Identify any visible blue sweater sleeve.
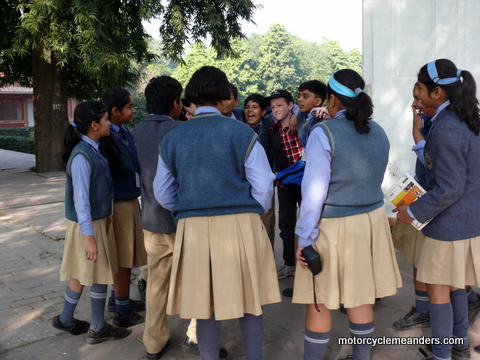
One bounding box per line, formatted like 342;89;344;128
409;124;467;223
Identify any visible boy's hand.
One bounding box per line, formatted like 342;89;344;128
183;102;197;120
311;107;329;119
84;235;98;263
289;114;298;134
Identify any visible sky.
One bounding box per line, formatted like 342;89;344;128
143;0;363;52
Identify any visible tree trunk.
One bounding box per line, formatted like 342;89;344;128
32;48;68;173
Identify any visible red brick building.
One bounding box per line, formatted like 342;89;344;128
0;85;79;129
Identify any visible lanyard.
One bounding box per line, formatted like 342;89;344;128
81;140;114;200
112;126;139;171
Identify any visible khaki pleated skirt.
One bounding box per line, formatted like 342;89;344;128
60;217;118;286
392;221;426;267
293;206;402;310
416;236;480;288
113;198;147;268
166;213;281;321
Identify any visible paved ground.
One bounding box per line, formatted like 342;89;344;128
1;148;480;360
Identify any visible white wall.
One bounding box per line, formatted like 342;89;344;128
363;0;480;196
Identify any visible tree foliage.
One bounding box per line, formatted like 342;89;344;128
0;0;257;171
162;24;363;105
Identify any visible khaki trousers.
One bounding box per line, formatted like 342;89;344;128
142;230;198;353
143;230;175;353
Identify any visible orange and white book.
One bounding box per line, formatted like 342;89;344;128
384;172;430;230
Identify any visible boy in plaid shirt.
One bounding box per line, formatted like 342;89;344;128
267;90;303;281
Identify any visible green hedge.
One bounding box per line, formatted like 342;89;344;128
0;127;35;154
0;126;34;138
0;135;35;154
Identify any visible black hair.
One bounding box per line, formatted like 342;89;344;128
244;93;266;110
299;80;327;103
63;101;107;163
101;88;131;115
230;83;239;100
327;69;373;134
145;76;183;115
100;88;132;168
184;66;231;106
417;58;480;135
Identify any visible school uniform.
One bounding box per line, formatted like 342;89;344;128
391;113;431;267
296;111;322;148
232;107;246;122
132;114;183;355
293;114;402;309
409;106;480;287
60;135;118;286
108;123;146;268
155;107;280;321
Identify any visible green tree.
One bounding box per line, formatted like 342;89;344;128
169;24;363;107
347;48;363;75
0;0;257;172
256;24;304;95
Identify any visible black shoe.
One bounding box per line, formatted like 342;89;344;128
468;297;480;324
147;340;170;359
138;279;147;303
423;343;469;359
182;336;228;359
52;315;90;335
452;345;471;360
475;345;480;354
340;305;347;314
86;323;131;344
282;287;293;297
338;356;353;360
112;309;145;328
107;297;146;312
392;307;430;330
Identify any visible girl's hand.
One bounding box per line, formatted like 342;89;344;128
84;235;98;263
296;245;319;269
311;107;329;120
393;206;414;225
412;105;424;144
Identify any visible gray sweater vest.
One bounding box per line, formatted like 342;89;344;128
65;142;113;222
315;116;389;218
160;113;264;221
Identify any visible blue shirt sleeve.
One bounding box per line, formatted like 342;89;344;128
71;153;94;236
295;127;332;247
244;141;275;213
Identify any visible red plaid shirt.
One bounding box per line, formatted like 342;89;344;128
270;121;303;166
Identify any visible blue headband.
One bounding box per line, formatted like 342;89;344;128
328;75;365;98
427;61;462;85
71;122;77;128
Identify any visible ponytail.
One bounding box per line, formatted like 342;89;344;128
63;124;80;163
62;101;108;163
327;69;373;134
418;59;480;135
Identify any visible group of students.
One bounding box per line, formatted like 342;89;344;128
52;58;480;360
